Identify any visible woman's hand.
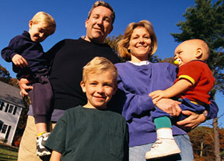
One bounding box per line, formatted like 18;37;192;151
155;98;182;117
18;78;33;96
176;110;206;131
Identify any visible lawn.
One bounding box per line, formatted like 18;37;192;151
0;143;18;161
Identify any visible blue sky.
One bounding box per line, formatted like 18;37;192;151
0;0;223;127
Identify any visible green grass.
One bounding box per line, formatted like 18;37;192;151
0;143;18;161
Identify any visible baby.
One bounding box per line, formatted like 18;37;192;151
145;39;215;159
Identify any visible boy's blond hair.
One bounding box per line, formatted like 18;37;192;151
117;20;157;60
82;57;118;83
30;11;56;35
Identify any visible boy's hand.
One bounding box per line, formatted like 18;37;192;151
149;90;168;103
12;54;28;68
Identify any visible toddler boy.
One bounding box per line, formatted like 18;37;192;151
1;11;56;156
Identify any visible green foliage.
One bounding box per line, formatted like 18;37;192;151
0;143;18;161
171;0;224;95
105;34;123;52
0;64;18;87
0;64;11;84
160;57;175;64
221;150;224;156
149;55;161;63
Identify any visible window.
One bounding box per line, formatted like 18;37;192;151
1;124;7;134
4;103;9;112
0;100;3;110
5;126;11;140
0;121;3;131
8;105;14;113
13;106;17;115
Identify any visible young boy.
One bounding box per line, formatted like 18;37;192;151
1;11;56;156
45;57;129;161
145;39;215;159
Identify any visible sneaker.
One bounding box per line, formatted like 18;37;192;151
145;138;181;159
36;132;51;156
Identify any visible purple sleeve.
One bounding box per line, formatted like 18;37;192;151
117;75;154;121
1;36;22;62
207;100;219;119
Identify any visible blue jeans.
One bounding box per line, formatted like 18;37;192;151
129;135;193;161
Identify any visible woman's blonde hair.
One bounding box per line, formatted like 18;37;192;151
82;57;117;83
117;20;157;60
31;11;56;35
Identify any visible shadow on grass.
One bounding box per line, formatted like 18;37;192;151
0;154;17;161
0;143;18;161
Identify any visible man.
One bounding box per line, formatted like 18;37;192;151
18;1;120;161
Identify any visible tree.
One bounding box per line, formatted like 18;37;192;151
189;126;224;160
0;64;18;87
171;0;224;160
105;34;123;52
9;78;20;87
0;64;11;83
161;57;175;64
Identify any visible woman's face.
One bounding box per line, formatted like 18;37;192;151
128;26;152;62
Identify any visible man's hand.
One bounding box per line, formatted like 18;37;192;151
176;110;206;131
12;54;28;68
18;78;33;96
155;98;182;117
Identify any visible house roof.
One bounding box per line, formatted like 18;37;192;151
0;81;25;108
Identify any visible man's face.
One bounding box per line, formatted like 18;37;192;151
85;6;113;43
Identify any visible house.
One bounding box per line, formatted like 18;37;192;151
0;81;25;145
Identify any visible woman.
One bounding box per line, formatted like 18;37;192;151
114;20;218;161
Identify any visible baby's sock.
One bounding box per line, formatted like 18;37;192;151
157;128;173;139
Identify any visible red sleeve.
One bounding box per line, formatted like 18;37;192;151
177;61;203;85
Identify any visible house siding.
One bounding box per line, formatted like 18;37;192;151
0;81;25;145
